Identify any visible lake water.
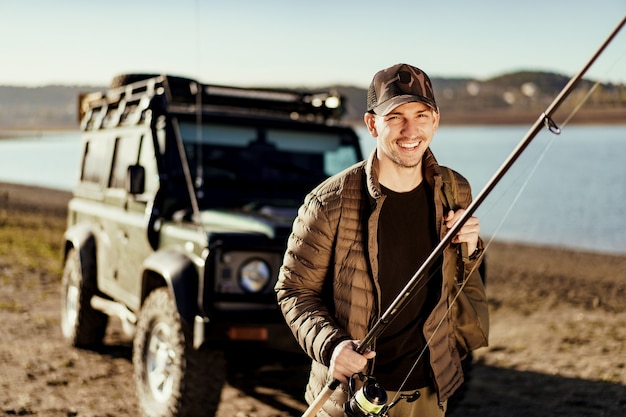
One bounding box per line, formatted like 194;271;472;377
1;125;625;255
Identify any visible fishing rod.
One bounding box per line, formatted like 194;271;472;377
302;15;625;417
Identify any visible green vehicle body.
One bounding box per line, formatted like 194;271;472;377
60;74;362;417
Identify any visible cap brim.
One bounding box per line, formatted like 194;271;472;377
373;95;438;116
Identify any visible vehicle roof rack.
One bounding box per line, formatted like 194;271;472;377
79;74;346;131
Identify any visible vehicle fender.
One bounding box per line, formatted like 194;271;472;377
63;222;98;284
141;248;199;325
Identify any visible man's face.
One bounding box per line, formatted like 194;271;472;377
365;101;440;170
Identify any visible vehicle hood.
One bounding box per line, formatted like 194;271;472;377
199;206;297;239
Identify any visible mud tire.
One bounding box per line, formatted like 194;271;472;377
60;247;108;347
133;287;226;417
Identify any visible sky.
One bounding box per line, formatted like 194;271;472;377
1;0;625;89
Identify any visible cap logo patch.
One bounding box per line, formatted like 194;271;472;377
397;71;412;84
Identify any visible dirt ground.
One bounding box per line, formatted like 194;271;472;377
0;182;625;417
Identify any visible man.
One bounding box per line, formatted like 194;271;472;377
275;63;489;417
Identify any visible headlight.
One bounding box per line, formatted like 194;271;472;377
239;259;271;293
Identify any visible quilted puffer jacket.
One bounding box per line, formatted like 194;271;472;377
275;148;488;417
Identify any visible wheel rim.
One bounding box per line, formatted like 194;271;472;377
146;322;177;403
61;263;79;337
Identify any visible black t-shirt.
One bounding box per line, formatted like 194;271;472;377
375;181;440;390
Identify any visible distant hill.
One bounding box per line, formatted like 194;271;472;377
1;71;624;130
0;84;104;130
333;71;625;125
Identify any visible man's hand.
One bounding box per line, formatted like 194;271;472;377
445;209;480;255
329;340;376;384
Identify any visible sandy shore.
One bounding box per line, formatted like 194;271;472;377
0;181;625;417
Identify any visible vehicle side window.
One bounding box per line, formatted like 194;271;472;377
138;135;159;194
80;139;108;184
109;135;141;189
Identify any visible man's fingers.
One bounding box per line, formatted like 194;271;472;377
330;340;376;383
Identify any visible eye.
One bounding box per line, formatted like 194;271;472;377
385;115;403;125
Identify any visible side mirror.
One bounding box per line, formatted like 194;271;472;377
126;164;145;195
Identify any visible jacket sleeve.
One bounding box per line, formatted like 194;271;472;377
275;190;351;366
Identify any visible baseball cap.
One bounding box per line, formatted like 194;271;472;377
367;63;438;116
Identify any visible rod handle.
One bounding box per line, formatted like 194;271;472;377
302;380;340;417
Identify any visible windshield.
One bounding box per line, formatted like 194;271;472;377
178;121;361;210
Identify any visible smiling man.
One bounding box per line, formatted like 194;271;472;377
276;63;489;417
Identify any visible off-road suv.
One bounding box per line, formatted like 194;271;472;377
60;74;363;417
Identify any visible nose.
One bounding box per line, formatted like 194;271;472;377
401;118;421;137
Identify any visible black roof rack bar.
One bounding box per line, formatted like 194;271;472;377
79;74;346;130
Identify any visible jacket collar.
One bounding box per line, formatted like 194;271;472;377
364;147;442;200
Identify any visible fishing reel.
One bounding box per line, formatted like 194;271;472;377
344;373;420;417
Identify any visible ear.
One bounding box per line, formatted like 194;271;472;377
432;110;440;131
364;112;378;137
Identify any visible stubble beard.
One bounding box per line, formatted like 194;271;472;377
390;140;424;169
391;156;421;169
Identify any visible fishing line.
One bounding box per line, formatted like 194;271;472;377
385;39;626;398
472;45;626;257
477;36;626;254
390;148;551;397
304;16;625;417
560;39;626;128
358;121;576;406
391;150;551;397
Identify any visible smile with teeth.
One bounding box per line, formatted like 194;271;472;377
399;141;420;149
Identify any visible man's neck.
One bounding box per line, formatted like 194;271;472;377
378;160;423;192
